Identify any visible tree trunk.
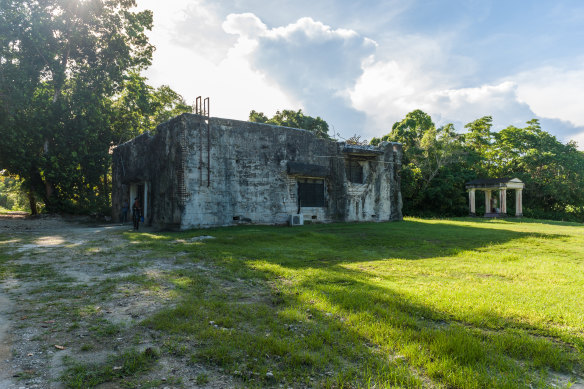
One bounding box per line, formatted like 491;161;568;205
28;190;38;215
43;179;55;212
103;172;108;197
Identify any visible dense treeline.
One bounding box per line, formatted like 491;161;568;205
0;0;191;214
249;109;331;139
372;110;584;222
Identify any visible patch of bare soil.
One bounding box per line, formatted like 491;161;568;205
0;215;236;388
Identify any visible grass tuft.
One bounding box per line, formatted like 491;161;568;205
61;348;159;389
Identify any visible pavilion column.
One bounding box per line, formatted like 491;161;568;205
485;190;492;213
499;189;507;214
468;189;476;215
515;189;523;217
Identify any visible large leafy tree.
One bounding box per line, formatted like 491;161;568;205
463;116;495;177
0;0;154;213
249;109;331;139
490;120;584;220
371;110;470;216
111;72;192;144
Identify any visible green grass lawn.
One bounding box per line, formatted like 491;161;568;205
124;217;584;388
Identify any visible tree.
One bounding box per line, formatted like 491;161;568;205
248;110;269;124
149;85;192;127
372;110;469;216
110;72;192;144
463;116;494;177
373;109;435;150
248;109;331;139
0;0;154;213
0;174;29;211
464;116;493;153
492;120;584;220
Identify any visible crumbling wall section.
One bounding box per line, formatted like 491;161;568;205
340;142;402;222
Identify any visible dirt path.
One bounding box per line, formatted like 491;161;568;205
0;290;14;388
0;215;131;388
0;215;236;389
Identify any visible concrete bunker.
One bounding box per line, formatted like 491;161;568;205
112;113;403;230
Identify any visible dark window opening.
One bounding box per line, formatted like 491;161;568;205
345;159;364;184
298;179;325;207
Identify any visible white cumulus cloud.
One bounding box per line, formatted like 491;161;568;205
514;63;584;127
134;3;297;121
351;57;584;146
421;82;534;126
223;13;267;39
223;14;377;135
351;60;533;136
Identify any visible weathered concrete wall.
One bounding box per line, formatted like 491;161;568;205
112;113;402;229
112;115;189;229
343;143;403;222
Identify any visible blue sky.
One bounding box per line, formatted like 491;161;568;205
137;0;584;147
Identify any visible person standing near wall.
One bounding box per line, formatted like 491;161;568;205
132;197;141;230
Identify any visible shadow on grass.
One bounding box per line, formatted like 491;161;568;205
136;219;567;267
452;216;584;227
132;219;582;388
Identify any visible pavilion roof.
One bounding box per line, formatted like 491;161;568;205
465;178;524;190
